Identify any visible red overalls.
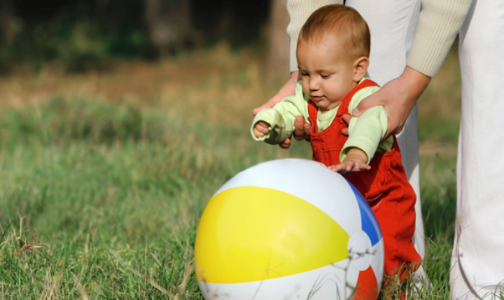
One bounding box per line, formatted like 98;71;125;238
308;79;421;290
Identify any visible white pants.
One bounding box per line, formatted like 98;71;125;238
345;0;426;263
450;0;504;299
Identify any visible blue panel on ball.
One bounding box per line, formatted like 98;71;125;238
347;181;382;246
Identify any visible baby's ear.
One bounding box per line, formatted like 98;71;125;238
353;56;369;82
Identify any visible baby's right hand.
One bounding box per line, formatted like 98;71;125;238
253;121;270;138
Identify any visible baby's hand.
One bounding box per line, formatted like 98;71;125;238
329;160;371;174
253;121;270;138
328;148;370;174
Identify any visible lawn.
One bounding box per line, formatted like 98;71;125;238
0;43;460;299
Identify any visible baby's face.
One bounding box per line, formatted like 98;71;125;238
297;36;358;112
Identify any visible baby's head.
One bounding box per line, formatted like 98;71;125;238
296;5;371;111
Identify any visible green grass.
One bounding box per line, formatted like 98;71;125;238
0;45;460;299
0;97;312;299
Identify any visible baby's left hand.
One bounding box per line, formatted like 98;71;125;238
328;148;370;174
328;161;370;174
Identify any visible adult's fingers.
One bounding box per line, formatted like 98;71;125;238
342;114;351;125
341;114;351;136
293;116;306;140
303;123;311;141
279;137;291;149
353;67;430;138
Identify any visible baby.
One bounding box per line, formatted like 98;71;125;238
252;4;420;293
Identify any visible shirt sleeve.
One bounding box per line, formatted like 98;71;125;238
340;86;393;163
407;0;472;77
251;82;310;144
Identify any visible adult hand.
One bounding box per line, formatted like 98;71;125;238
279;116;310;148
341;114;351;136
352;67;431;138
292;115;311;141
252;71;300;115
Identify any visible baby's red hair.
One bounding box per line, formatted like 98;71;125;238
299;4;371;59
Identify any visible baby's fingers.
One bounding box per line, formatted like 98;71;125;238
341;164;356;174
328;163;352;174
257;125;269;134
329;162;370;175
253;128;263;137
253;126;269;137
351;164;371;172
328;164;343;172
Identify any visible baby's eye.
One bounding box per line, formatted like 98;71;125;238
320;74;329;79
300;72;309;77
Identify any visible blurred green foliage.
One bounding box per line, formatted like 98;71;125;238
0;98;166;145
0;1;137;68
0;0;270;72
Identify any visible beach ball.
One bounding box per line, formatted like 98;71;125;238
195;158;384;300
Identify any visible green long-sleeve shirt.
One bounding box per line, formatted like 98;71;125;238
251;79;393;163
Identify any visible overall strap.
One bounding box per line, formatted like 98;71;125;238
307;100;319;132
336;79;379;117
308;79;379;133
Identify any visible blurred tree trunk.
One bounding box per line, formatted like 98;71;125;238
144;0;191;57
0;0;18;44
266;0;290;82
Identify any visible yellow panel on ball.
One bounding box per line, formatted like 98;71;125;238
195;186;349;284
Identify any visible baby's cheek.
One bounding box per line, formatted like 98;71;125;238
301;82;310;95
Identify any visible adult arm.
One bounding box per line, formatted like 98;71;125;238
353;0;473;137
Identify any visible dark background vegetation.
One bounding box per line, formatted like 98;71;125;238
0;0;272;72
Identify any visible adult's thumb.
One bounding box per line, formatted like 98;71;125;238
253;104;268;116
352;94;376;117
